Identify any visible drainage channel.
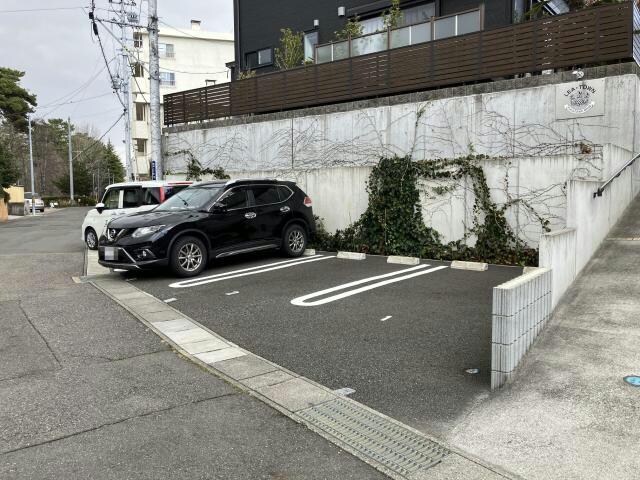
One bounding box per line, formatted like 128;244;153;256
297;398;450;477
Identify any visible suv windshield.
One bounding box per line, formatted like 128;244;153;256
155;185;223;211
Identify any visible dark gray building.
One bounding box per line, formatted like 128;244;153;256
230;0;568;77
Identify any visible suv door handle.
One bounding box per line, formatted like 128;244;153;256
280;206;291;213
245;212;257;219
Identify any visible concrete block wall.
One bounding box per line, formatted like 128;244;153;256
491;268;552;390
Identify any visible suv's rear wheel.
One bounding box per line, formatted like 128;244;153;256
282;224;307;257
170;236;207;277
85;228;98;250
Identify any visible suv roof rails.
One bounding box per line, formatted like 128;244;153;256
226;178;279;184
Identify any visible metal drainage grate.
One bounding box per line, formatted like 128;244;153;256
298;398;450;477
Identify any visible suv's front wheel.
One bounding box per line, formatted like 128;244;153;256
282;224;307;257
170;236;208;277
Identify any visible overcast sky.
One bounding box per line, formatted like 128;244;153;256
0;0;233;161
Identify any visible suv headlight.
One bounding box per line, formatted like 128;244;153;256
131;225;166;238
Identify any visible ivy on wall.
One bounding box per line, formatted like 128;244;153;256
173;149;230;181
312;155;540;266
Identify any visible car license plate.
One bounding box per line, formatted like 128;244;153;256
104;247;117;261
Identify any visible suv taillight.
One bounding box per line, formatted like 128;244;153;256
303;196;313;207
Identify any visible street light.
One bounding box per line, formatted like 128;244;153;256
27;115;36;216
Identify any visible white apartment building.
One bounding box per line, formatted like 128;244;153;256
130;20;234;178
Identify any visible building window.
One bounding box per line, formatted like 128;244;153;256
258;48;272;65
133;32;143;48
159;71;175;86
133;62;143;78
158;43;175;58
135;139;146;155
359;2;435;34
304;31;318;62
360;16;384;34
245;52;258;69
135;103;146;121
400;3;435;27
246;48;273;69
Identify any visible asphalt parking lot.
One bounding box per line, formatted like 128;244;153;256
129;252;520;438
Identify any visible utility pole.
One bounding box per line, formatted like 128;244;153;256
28;116;36;216
92;0;138;182
116;0;134;182
148;0;162;180
67;117;74;203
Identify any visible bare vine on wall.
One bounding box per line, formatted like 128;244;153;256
163;93;606;261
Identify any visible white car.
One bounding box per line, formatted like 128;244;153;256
81;180;191;249
24;192;45;214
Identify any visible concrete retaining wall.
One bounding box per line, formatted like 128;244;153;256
538;228;576;311
491;268;552;390
171;148;609;247
491;147;639;388
164;73;640;173
539;148;640;308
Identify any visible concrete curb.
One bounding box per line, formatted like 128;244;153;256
387;255;420;266
451;260;488;271
337;251;366;260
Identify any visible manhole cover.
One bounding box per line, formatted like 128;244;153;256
298;398;449;477
623;376;640;387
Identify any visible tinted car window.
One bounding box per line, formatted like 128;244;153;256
252;186;280;206
142;187;161;205
219;188;248;209
122;188;139;208
277;186;293;201
163;184;190;200
156;185;223;211
102;189;120;209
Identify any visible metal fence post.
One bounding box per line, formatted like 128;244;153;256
204;86;209;120
182;92;186;124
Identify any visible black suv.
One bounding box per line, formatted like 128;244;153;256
98;179;316;277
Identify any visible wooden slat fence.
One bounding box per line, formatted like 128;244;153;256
164;3;637;126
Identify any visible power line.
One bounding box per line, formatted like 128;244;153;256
36;62;108;110
39;92;114;109
90;1;125;109
128;63;150;104
72;113;125;162
0;7;84;14
72;107;123;120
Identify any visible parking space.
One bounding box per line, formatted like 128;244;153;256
129;252;520;438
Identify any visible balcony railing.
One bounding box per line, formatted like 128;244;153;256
315;8;482;64
164;3;638;127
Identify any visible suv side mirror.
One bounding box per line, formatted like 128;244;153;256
96;202;105;214
211;201;227;213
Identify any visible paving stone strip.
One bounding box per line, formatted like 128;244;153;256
89;273;516;480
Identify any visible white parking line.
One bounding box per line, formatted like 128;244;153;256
291;265;448;307
169;255;335;289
